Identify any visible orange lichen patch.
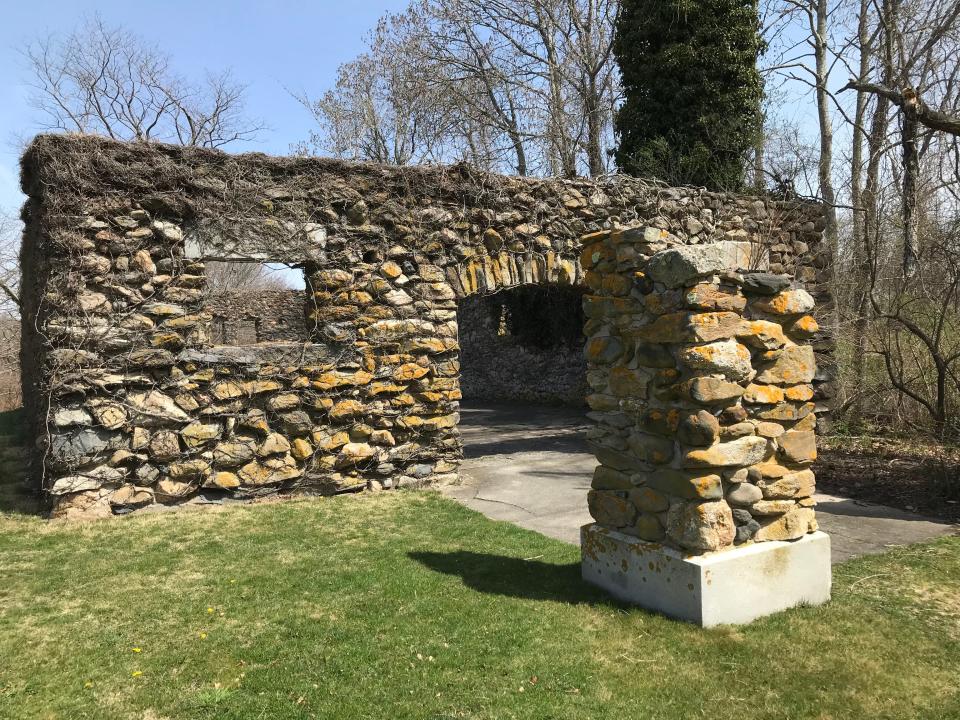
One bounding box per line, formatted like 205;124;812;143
784;384;814;401
693;475;719;495
791;314;820;337
312;430;350;450
684;283;747;313
391;393;416;407
367;381;407;396
761;294;792;314
753;289;815;316
661;312;746;343
210;381;244;400
579;239;612;269
405;338;458;354
392;363;429;382
752;462;790;479
743;384;785;405
329;400;364;421
679;339;751;373
739;320;788;349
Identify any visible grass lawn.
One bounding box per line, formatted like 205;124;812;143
1;492;959;719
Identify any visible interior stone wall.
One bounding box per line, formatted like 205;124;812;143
457;288;588;406
18;134;829;519
207;289;308;345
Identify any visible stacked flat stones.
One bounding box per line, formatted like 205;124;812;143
39;209;463;518
582;229;820;553
19;134;829;519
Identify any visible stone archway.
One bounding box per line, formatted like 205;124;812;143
19;135;831;624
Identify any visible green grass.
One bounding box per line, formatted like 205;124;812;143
1;492;959;719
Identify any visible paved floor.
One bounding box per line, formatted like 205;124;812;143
445;403;957;564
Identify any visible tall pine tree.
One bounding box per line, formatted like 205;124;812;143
613;0;764;190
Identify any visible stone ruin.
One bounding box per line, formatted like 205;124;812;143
19;134;833;624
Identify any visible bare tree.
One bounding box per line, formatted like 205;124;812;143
0;209;21;411
0;209;20;314
301;0;620;178
869;219;960;439
204;262;296;295
24;16;263;148
761;0;851;251
842;0;960;277
294;12;460;165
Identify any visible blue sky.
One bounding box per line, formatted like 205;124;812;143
0;0;411;213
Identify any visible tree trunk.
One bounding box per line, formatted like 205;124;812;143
753;112;766;193
901;112;920;277
585;72;604;177
815;0;838;255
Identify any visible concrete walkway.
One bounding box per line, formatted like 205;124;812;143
445;403;957;564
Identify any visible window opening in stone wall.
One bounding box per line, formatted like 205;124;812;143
204;260;309;346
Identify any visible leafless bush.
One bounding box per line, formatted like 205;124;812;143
204;262;298;294
0;209;21;413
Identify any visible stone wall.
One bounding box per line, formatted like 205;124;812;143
457;287;587;406
18;134;829;520
582;235;820;552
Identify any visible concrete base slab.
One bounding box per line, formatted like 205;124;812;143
581;524;831;626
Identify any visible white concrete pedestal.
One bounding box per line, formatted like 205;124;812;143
581;524;831;626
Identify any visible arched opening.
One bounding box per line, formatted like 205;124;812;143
453;281;594;542
458;284;588;406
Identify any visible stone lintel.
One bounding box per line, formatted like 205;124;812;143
581;524;831;626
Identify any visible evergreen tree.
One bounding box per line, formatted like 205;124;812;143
613;0;764;189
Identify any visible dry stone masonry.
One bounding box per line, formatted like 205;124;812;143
578;230;832;624
581;233;820;553
18;134;830;531
208;289;309;345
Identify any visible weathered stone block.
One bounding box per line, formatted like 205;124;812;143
587;490;636;527
755;345;816;384
666;500;736;552
753;288;815;316
682;436;768;468
755;506;817;541
646;469;723;500
678;410;720;447
645;242;757;288
777;430;817;464
758;469;816;499
677;339;752;381
680;377;745;405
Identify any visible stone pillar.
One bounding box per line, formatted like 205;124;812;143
580;228;831;626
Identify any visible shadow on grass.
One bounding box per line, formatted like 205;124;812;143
409;550;615;605
0;407;45;517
